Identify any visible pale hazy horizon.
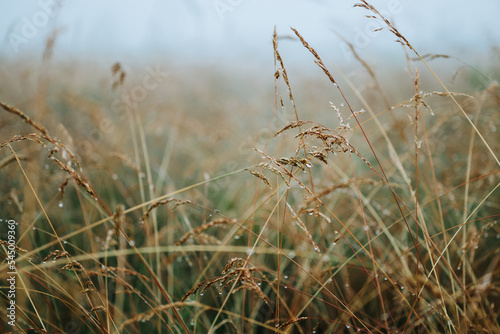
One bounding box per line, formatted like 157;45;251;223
1;0;499;68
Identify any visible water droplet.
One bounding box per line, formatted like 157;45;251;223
33;227;36;230
112;173;118;180
284;275;288;279
58;202;63;208
129;240;135;246
363;225;369;231
346;325;350;329
457;266;461;270
234;235;240;240
341;103;345;107
400;286;404;290
284;286;287;289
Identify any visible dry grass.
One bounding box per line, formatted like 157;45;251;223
0;2;499;333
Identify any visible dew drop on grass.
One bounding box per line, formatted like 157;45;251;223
129;240;135;246
363;225;369;231
346;325;350;329
234;235;240;240
58;202;63;208
32;227;36;230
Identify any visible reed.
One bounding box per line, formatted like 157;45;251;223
0;2;499;333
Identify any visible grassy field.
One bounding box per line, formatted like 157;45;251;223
1;3;500;333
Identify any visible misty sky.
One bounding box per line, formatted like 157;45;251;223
1;0;499;67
